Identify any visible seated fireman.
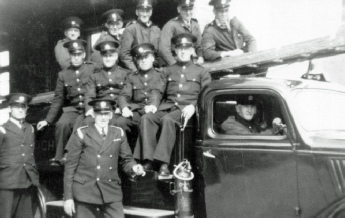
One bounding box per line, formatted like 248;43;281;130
84;35;130;125
201;0;257;62
221;95;283;135
37;40;98;165
134;33;211;176
117;43;164;135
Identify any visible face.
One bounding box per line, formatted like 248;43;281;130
70;52;85;67
214;7;230;23
178;6;194;21
102;52;118;68
137;53;154;71
94;111;113;128
10;104;28;120
175;46;194;62
236;104;257;121
105;21;123;36
64;28;80;40
136;8;152;23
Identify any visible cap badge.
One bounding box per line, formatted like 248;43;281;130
143;0;148;6
71;21;76;25
73;42;78;48
112;14;117;20
19;96;25;102
104;44;111;50
138;47;144;53
186;0;190;5
181;38;188;44
248;95;253;100
100;102;106;108
221;0;226;4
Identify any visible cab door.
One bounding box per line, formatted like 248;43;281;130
197;90;299;218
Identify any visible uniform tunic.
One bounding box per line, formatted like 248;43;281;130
0;119;39;218
201;17;257;62
64;125;136;217
221;115;273;135
54;38;71;70
159;16;203;66
45;62;98;160
120;20;161;72
134;61;211;163
116;68;164;133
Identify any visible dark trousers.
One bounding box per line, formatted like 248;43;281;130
0;186;35;218
54;111;83;160
134;109;182;163
114;111;143;133
75;200;124;218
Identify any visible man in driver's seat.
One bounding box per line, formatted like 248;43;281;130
221;95;282;135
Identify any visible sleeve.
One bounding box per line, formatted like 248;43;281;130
119;132;136;176
54;41;70;70
45;72;65;124
149;74;165;108
63;131;84;200
159;22;177;66
120;27;138;72
201;26;222;62
191;68;211;106
118;75;133;110
194;22;203;58
234;18;257;52
85;74;97;112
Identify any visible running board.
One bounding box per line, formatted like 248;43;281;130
124;206;174;218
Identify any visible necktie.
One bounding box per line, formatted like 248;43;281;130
102;128;106;140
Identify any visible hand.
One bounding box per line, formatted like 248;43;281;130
114;108;121;114
144;105;157;114
122;107;133;118
132;164;146;176
229;49;244;56
85;109;94;118
272;117;285;134
195;56;204;65
181;105;195;129
37;121;48;131
64;199;75;217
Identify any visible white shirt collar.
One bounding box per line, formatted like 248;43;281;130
94;124;108;135
10;117;23;128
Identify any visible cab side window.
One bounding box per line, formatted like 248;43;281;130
213;94;284;135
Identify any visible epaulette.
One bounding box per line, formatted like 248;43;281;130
0;126;6;134
77;126;88;139
110;125;124;137
172;17;179;21
125;19;137;28
30;125;34;133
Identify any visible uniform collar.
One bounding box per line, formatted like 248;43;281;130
177;60;193;68
103;64;118;72
138;19;152;27
215;18;231;30
94;123;108;135
10;117;23;128
178;16;192;28
235;114;258;133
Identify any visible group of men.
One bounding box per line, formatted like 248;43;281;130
0;0;258;217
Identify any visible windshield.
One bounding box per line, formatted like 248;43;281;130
292;89;345;132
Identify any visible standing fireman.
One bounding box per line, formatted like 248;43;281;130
117;43;164;135
55;17;83;70
85;36;130;125
134;33;211;176
120;0;161;72
63;99;145;218
159;0;204;66
91;9;125;65
37;40;98;165
0;93;39;218
201;0;257;62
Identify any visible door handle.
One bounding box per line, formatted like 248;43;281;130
203;150;216;158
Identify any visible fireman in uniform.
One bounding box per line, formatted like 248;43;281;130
91;9;124;65
159;0;204;66
120;0;161;72
134;33;211;176
117;43;164;135
55;16;83;70
201;0;257;62
0;93;39;218
84;36;130;125
63;99;145;218
37;39;98;165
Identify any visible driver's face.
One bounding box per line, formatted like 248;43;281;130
237;104;257;121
